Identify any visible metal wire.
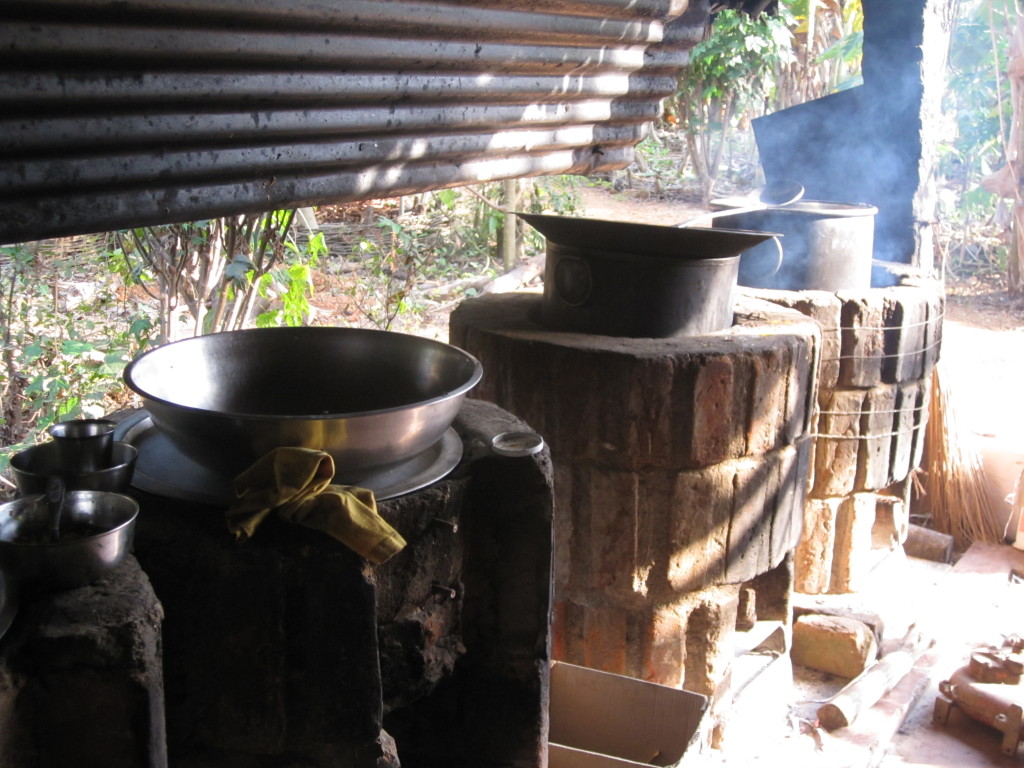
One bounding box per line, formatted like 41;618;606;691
819;336;942;364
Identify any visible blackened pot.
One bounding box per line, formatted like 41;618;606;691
519;214;776;338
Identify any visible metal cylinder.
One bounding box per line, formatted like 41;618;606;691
713;201;877;292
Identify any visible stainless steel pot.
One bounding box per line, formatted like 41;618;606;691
123;327;482;478
712;200;877;291
10;441;138;495
520;214;776;338
0;491;138;591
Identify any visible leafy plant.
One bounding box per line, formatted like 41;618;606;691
777;0;864;106
347;216;423;330
672;8;798;202
114;209;324;342
0;240;156;473
936;0;1015;279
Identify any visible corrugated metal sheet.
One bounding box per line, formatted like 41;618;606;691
0;0;712;244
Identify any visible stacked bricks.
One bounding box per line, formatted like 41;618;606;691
450;291;819;695
742;273;943;594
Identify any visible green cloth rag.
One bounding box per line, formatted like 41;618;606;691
225;446;407;565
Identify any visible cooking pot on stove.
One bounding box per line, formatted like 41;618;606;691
711;200;877;292
519;214;776;338
123;327;482;478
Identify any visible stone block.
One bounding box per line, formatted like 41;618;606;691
795;497;841;594
551;465;580;598
575;469;658;602
791;604;884;649
813;389;867;497
856;384;898;492
791;614;878;678
640;604;688;687
724;456;774;584
0;556;165;768
889;379;923;483
882;286;929;383
911;377;932;470
667;464;733;593
871;493;909;550
581;603;632;676
830;493;879;593
770;440;811;568
745;288;843;397
743;553;795;623
735;587;757;631
922;290;944;374
681;586;741;697
746;344;789;455
690;352;743;464
837;293;886;388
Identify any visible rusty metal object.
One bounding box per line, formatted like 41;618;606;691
935;640;1024;755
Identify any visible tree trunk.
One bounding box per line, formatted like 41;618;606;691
1007;12;1024;295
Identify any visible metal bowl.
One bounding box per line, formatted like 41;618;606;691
0;491;138;591
10;441;138;495
123;327;483;478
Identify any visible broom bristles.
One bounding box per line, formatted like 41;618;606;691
923;363;1001;549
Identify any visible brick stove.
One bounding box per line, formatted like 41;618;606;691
445;263;945;753
450;290;822;747
745;271;944;594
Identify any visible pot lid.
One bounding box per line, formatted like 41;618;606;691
710;197;877;217
518;213;777;259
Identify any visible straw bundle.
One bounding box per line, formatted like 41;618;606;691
1010;468;1024;546
923;364;1001;548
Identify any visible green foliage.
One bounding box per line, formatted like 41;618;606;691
672;8;797;200
937;0;1015;276
116;209;324;340
0;240;156;469
786;0;863;95
347;216;422;330
521;175;584;254
943;3;1009;182
255;229;325;328
340;176;581;330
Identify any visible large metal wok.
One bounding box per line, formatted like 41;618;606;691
123;327;482;478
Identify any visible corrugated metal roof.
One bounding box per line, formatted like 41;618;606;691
0;0;713;244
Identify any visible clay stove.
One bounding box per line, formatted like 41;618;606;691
0;399;555;768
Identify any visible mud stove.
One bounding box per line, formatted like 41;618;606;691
0;399;554;768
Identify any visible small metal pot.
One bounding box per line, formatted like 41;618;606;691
47;418;117;472
10;441;138;495
0;491;138;591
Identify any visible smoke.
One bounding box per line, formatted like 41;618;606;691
753;83;921;273
751;0;941;281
